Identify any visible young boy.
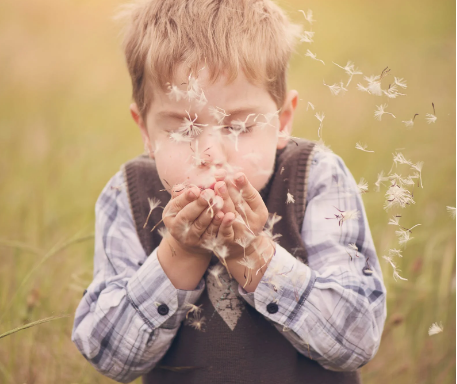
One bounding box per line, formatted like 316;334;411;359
72;1;387;383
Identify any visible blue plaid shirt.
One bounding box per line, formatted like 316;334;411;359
72;149;387;383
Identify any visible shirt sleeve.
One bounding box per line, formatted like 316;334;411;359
238;149;387;372
71;170;205;383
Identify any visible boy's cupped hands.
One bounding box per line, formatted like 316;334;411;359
161;170;271;261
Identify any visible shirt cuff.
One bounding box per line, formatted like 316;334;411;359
126;248;205;329
238;243;316;328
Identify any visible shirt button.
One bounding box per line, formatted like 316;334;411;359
157;304;169;316
363;266;373;276
266;303;279;314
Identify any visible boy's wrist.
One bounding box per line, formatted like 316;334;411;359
164;233;212;260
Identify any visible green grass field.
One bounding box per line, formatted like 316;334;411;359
0;0;455;383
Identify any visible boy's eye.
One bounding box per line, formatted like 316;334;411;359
222;125;255;134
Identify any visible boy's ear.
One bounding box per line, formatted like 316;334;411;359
277;90;299;150
130;103;154;159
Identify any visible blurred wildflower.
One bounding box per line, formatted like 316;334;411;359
307;102;315;111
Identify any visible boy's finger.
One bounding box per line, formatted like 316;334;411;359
201;210;224;242
177;190;222;240
166;186;200;216
232;173;264;212
214;181;236;213
217;212;235;242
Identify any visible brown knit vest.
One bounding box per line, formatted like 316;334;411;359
123;139;361;384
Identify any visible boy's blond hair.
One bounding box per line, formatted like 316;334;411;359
117;0;302;118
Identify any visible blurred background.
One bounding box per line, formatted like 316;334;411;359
0;0;455;383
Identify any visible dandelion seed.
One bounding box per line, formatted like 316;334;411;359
305;49;325;65
374;104;396;120
184;303;203;319
333;61;363;86
178;111;208;138
157;226;168;238
357;178;369;194
186;313;206;331
286;190;295;204
410;161;424;188
300;31;315;43
209;263;225;288
374;170;388;192
183;73;207;107
355;142;374;153
169;132;193;143
306;102;315;111
425;113;437;124
237;254;258;288
299;9;315;25
446;206;456;219
208;106;230;124
395;228;413;246
394;77;407;89
143;198;162;228
346;243;359;260
323;80;347;96
388;248;403;258
364;75;383;96
388;215;401;226
314;139;333;153
383;84;406;99
428;322;444;336
166;83;186;101
384;184;415;210
393;269;408;281
393;152;412;167
357;83;370;93
214;245;232;278
402;114;418;128
315;112;325;138
254;111;279;129
325;207;360;227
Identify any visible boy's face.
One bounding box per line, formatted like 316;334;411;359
131;67;298;192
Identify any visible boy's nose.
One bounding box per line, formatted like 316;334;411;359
197;129;227;168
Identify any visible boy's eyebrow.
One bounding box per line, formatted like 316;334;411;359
157;106;262;121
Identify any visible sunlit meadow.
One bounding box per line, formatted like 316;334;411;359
0;0;455;383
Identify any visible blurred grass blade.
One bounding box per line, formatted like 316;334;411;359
0;314;69;340
0;239;43;256
0;232;94;323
